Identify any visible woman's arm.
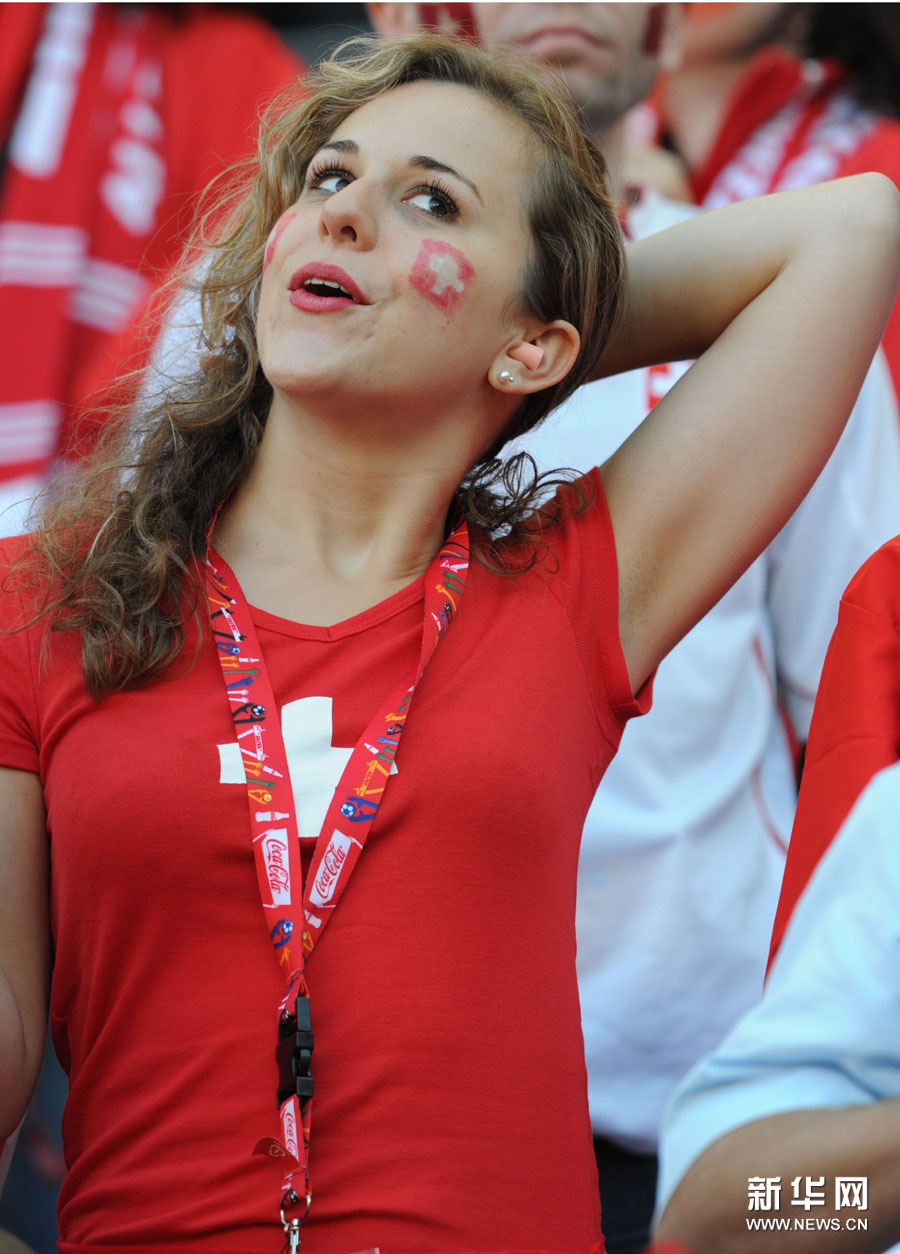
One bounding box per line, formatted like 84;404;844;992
596;174;900;691
0;767;50;1139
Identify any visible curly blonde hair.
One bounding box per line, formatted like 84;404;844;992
27;32;625;697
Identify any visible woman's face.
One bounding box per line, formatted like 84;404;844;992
256;79;541;420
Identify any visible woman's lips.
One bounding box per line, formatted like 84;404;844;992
288;262;367;312
289;287;357;312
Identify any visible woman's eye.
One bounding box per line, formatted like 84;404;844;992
408;188;458;219
318;173;351;194
309;168;352;194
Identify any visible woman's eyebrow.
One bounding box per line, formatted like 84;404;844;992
316;139;358;157
409;155;483;202
314;139;482;202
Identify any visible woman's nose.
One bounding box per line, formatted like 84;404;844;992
318;181;377;249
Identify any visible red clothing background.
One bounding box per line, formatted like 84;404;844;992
769;535;900;958
0;4;300;482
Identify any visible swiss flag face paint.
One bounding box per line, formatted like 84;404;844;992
409;238;475;315
264;211;297;271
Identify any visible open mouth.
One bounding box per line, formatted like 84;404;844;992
300;277;355;300
288;263;367;307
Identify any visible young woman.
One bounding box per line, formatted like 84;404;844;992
0;33;897;1254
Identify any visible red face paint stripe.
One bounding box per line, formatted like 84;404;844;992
264;211;297;271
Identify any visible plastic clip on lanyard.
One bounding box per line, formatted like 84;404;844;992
206;519;470;1247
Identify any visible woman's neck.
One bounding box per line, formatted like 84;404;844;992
212;393;480;625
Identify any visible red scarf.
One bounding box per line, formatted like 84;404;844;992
0;4;161;483
655;47;867;208
0;4;299;487
688;48;810;203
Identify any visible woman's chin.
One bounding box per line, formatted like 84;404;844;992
264;361;350;398
266;369;387;418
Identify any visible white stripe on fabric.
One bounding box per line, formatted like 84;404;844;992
0;222;87;252
80;257;148;304
121;99;163;143
0;224;147;327
9;4;96;179
0;401;60;462
100;137;166;235
0;222;87;288
70;258;149;330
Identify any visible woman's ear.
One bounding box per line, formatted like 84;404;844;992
488;320;580;395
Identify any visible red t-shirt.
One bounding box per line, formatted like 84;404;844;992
769;534;900;960
0;471;651;1254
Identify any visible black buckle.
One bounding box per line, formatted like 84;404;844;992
276;994;314;1107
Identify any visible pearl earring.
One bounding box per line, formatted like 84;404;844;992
499;369;516;385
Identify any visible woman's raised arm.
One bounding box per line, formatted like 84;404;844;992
0;767;50;1139
596;174;900;692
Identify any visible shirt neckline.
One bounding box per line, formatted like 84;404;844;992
247;572;427;642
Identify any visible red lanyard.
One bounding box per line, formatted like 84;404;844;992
205;520;469;1249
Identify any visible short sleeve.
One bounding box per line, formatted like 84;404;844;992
769;535;900;958
539;467;655;734
0;538;43;775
